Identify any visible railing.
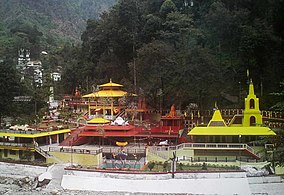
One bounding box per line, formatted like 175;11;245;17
35;145;63;163
49;146;102;155
188;109;283;119
35;145;50;158
0;127;67;134
102;147;146;154
149;143;260;159
104;158;145;169
178;156;262;163
166;143;253;151
0;142;34;149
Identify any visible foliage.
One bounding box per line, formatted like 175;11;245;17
270;81;284;112
163;161;169;171
201;162;207;170
270;129;284;166
146;161;240;172
0;60;21;125
0;0;284;115
0;0;116;46
269;81;284;166
147;161;155;171
159;0;177;18
78;0;284;110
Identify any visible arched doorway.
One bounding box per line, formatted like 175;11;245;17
250;116;256;126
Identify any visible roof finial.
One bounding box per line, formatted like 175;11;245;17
110;78;112;83
249;79;255;95
214;102;218;110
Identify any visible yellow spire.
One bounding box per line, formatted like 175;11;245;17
249;79;255;96
243;79;262;126
207;109;227;127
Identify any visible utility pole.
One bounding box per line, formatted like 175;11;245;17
170;151;177;178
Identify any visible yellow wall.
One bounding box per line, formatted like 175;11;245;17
47;151;102;166
146;151;167;162
275;166;284;175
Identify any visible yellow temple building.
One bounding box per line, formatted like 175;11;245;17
0;129;70;161
82;79;137;120
187;80;276;160
189;80;275;139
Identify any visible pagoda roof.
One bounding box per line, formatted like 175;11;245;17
100;79;123;88
82;90;130;98
84;124;134;131
87;118;110;124
188;126;276;136
100;82;122;88
82;79;137;98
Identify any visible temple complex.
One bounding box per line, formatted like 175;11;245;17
0;79;281;169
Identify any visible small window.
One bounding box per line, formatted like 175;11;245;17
4;149;8;157
10;150;16;155
250;99;255;109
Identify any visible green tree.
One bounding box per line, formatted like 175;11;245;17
270;81;284;112
0;60;21;126
147;161;155;171
268;129;284;167
160;0;177;18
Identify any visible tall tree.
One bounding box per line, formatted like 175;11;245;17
0;60;21;126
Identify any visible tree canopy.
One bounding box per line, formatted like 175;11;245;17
70;0;284;110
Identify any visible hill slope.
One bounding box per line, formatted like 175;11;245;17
0;0;116;57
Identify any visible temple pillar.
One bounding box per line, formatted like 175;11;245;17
49;136;52;145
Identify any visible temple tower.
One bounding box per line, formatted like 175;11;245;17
242;80;263;126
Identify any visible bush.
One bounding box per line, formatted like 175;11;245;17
202;162;207;170
148;162;155;171
163;161;169;172
178;162;183;170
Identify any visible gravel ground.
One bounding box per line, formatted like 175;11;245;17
0;162;283;194
0;174;188;195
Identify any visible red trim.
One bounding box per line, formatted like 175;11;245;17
80;131;138;137
80;131;179;138
84;125;135;131
135;133;179;138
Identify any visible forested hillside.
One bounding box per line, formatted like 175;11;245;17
63;0;284;110
0;0;116;59
0;0;283;116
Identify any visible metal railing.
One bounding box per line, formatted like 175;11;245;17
0;127;67;134
102;147;146;154
35;145;51;158
189;109;283;119
0;142;34;149
149;143;260;159
49;146;102;155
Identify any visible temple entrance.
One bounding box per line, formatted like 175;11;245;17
250;116;256;126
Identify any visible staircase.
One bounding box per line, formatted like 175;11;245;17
35;145;63;163
244;145;261;159
115;109;125;119
59;127;86;146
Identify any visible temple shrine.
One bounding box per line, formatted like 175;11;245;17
188;80;276;160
